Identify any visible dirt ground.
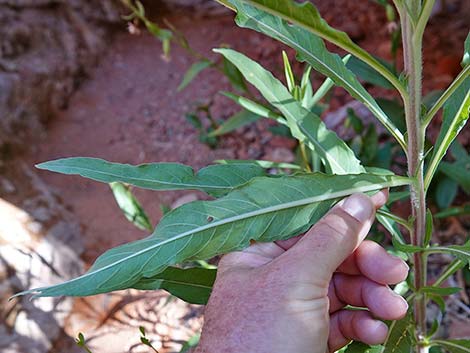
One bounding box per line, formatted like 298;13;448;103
9;0;470;351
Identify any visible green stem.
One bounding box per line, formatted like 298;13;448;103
376;208;412;231
400;1;428;350
423;65;470;127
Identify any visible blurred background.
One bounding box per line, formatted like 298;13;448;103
0;0;469;352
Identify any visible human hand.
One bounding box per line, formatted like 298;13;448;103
195;191;409;353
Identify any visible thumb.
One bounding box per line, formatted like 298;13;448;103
279;193;376;282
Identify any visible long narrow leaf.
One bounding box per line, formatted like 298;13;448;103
215;48;365;175
14;172;410;297
208;109;261;137
230;0;406;95
178;60;213;91
36;158;266;197
227;0;406;150
433;339;470;353
424;77;470;189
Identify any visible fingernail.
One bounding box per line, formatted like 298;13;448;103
389;254;410;272
390;288;409;310
341;194;373;222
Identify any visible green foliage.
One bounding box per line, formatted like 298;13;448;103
75;333;93;353
215;48;365;174
14;173;409;297
37;158;266;197
178;60;213;91
132;267;216;304
17;1;470;352
110;182;153;231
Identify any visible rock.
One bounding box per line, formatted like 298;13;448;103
0;163;85;353
0;0;121;149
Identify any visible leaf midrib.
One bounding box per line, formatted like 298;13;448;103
30;176;410;293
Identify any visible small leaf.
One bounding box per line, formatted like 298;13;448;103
209;110;261;137
433;339;470;353
178;60;213;91
282;51;296;92
37;158;266;197
222;56;248;92
382;312;414;353
132;267;216;305
14;172;410;297
110;182;153;231
420;286;461;296
462;32;470;68
435;177;458;209
220;91;284;121
215;48;365;175
424;209;433;247
392;236;423;253
435;205;470;219
346;55;395;89
436;242;470;266
440;158;470;195
180;334;200;353
345;342;383;353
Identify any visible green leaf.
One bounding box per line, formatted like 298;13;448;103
424;209;433;247
346;55;395;89
382;312;414;353
228;0;406;150
110;182;153;231
462;32;470;68
14;172;410;297
178;60;213;91
179;334;200;353
425;77;470;189
36;158;266;197
282;51;296;92
215;48;365;175
220;91;284;121
435;205;470;219
208;109;261;137
222;56;248;92
132;267;216;305
435;243;470;266
439;142;470;193
300;65;314;108
433;339;470;353
435;177;458;209
345;342;383;353
419;286;461;296
309;55;351;109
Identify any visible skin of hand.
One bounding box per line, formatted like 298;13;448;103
194;191;410;353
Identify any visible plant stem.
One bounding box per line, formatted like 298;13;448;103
400;2;428;350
